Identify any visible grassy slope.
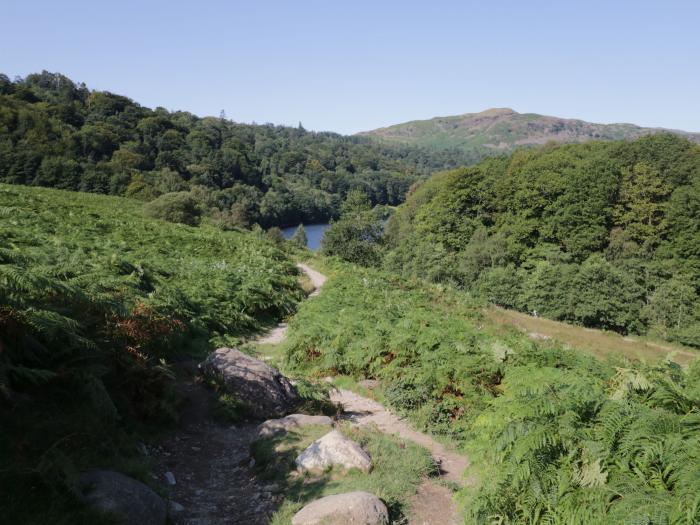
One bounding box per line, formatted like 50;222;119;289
0;184;304;523
278;260;700;524
488;306;698;365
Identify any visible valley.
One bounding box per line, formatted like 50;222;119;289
1;73;699;525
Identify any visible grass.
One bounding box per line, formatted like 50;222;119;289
487;305;699;365
251;423;437;524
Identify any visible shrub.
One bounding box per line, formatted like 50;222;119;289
143;191;201;225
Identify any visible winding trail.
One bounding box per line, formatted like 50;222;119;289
284;264;468;524
256;264;326;345
155;263;468;524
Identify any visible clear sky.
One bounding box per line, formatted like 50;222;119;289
3;0;699;134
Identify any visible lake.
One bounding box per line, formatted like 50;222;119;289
281;223;330;250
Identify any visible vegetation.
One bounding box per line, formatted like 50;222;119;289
251;423;436;524
290;224;307;248
0;71;461;229
282;263;700;524
359;107;700;165
385;134;700;346
0;183;303;523
321;190;385;266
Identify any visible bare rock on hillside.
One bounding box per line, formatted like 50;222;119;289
256;414;333;438
295;430;372;473
78;470;167;525
291;491;389;525
200;348;299;418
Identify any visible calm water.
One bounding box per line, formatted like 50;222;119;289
281;223;330;250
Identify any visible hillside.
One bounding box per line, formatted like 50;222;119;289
0;184;304;522
0;72;459;229
384;133;700;347
359;107;700;165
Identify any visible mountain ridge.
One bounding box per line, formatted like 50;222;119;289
358;108;700;164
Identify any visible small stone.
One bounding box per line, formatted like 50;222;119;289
170;501;185;513
248;458;256;468
191;446;201;452
256;414;333;439
164;471;176;485
136;442;149;456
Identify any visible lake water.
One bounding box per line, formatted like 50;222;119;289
281;223;330;250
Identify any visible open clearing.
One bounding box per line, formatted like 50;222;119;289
487;306;698;365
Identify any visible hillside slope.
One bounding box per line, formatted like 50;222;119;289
359;107;700;164
0;183;304;522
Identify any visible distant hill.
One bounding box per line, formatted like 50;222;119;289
358;108;700;164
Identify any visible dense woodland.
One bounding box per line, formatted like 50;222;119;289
0;71;460;228
382;134;700;346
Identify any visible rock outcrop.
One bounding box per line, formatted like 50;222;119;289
291;491;389;525
200;347;299;418
295;430;372;473
256;414;333;438
78;470;167;525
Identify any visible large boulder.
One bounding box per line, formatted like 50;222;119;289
78;470;167;525
296;430;372;473
256;414;333;438
200;347;299;418
291;491;389;525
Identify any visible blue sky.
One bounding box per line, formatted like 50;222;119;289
3;0;699;134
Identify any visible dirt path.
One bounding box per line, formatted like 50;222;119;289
295;265;468;523
152;263;326;524
156;263;468;524
255;264;326;345
329;388;469;525
152;373;277;525
329;388;469;484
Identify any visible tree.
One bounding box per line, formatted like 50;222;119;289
266;227;285;246
570;255;645;332
614;162;671;247
290;224;308;248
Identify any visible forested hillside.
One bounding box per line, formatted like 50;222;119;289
0;72;458;228
385;134;700;346
359;108;700;165
0;184;304;522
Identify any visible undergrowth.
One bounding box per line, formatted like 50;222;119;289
0;184;303;522
282;263;700;524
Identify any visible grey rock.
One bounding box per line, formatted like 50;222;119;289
291;491;389;525
78;470;167;525
200;348;299;418
169;501;185;513
256;414;333;438
296;430;373;473
164;471;176;485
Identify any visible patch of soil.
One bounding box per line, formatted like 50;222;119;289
151;377;277;525
408;481;461;525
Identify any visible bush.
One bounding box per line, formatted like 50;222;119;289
143;191;201;225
